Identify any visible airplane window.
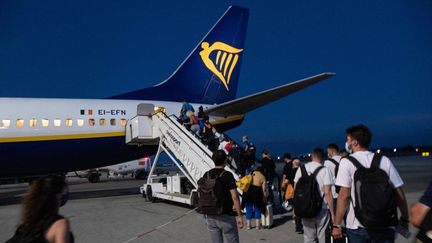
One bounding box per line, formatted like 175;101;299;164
2;119;11;128
29;119;37;127
77;119;84;127
41;119;49;127
88;119;95;126
16;119;24;127
65;119;73;127
110;119;116;126
54;119;61;127
99;119;106;126
120;119;127;127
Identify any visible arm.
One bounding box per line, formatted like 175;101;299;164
332;187;350;239
52;219;70;243
410;202;430;228
324;185;334;220
230;189;244;228
395;187;409;226
262;181;268;199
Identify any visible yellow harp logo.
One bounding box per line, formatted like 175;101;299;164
199;42;243;91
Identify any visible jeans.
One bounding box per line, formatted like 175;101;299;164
346;227;395;243
205;214;239;243
245;203;261;220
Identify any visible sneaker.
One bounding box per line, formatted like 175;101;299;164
295;229;304;234
256;225;261;230
246;226;251;230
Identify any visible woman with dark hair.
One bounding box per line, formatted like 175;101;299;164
242;166;268;230
7;174;74;243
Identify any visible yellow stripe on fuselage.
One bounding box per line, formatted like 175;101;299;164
0;132;125;143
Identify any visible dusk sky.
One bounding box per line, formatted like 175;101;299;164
1;1;431;155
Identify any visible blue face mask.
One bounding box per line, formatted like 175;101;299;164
60;192;69;207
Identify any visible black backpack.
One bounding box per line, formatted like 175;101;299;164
346;154;398;228
196;170;225;215
293;165;324;218
327;158;340;193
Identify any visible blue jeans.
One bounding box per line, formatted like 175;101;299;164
245;203;261;220
346;227;395;243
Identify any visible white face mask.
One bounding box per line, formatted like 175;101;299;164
345;142;353;154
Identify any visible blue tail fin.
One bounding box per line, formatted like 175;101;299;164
109;6;249;104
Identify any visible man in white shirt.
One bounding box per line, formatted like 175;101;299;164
324;143;342;202
294;148;334;243
332;125;409;242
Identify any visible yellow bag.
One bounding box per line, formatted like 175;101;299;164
236;175;253;192
285;183;294;201
281;180;287;190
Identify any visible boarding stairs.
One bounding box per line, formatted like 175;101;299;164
125;104;241;205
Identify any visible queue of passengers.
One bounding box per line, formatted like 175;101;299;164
198;124;432;243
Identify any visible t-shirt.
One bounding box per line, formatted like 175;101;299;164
204;168;237;215
335;151;404;229
251;171;266;187
420;180;432;208
294;161;334;209
261;157;276;181
324;155;342;198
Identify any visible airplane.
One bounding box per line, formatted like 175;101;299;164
0;6;334;179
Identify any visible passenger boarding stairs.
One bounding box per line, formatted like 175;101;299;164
125;104;241;205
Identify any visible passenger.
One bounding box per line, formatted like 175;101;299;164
228;142;242;172
243;166;268;230
332;124;409;242
410;180;432;242
183;112;200;135
260;150;276;205
202;121;216;146
241;136;256;175
294;148;334;243
281;153;293;210
219;137;230;155
323;143;341;207
290;158;304;234
197;106;206;134
180;101;195;123
7;174;74;243
203;150;243;243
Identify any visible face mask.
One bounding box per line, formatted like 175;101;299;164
345;142;353;154
60;192;69;207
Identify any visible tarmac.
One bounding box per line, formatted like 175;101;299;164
0;156;431;242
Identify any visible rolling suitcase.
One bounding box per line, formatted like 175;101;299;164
325;227;348;243
261;204;273;229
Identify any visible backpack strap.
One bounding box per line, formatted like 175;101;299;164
327;158;338;166
312;166;324;178
345;156;364;170
300;164;308;177
370;153;383;169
